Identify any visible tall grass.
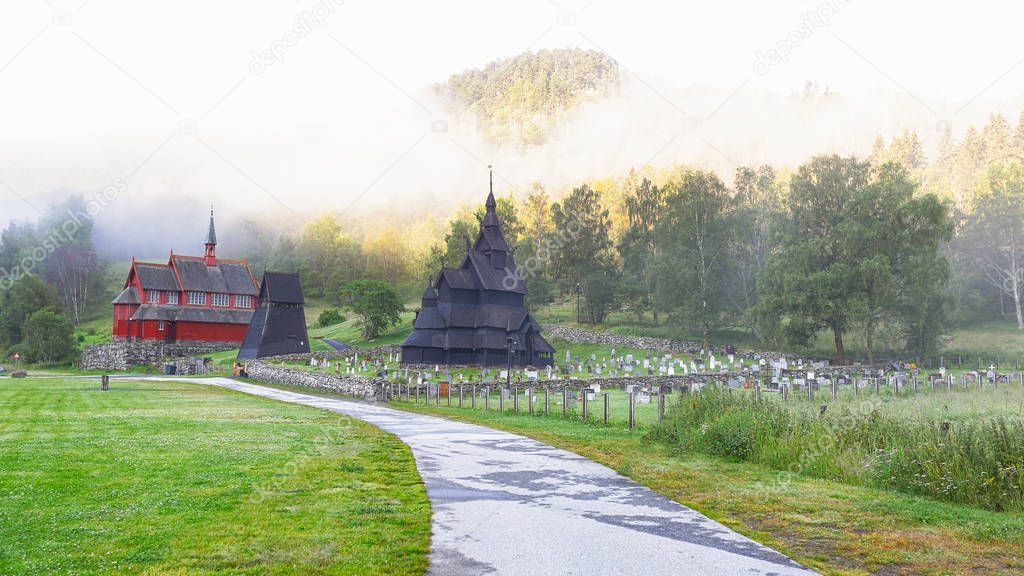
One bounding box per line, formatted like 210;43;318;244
651;386;1024;512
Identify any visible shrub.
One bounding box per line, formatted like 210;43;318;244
653;387;1024;512
318;308;346;328
21;307;76;364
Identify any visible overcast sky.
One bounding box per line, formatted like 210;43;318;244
2;0;1023;245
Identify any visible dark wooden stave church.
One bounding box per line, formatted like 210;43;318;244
401;184;555;367
237;272;310;359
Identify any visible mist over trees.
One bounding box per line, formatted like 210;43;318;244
0;197;107;363
5;106;1024;365
438;48;620;146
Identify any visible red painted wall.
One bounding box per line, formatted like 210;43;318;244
174;321;247;342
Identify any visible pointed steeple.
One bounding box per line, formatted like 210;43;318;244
482;167;500;229
487;164;495;209
204;207;217;266
421;275;437;307
206;208;217;245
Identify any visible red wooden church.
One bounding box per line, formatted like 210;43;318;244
111;211;258;343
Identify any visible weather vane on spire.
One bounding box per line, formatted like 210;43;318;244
488;164;493;195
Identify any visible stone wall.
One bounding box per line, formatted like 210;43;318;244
245;360;386;400
267;344;401;364
81;340;237;371
540;324;801;363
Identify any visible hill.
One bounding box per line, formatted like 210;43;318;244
437;48;620;146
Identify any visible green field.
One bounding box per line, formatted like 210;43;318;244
0;376;430;575
391;394;1024;576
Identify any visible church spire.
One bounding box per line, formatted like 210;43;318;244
486;165;496;212
421;275;437;307
204;207;217;266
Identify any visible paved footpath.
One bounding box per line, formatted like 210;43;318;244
173;377;817;576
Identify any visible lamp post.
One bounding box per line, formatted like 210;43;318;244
506;336;517;389
575;282;581;324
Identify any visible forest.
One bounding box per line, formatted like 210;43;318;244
2;110;1024;365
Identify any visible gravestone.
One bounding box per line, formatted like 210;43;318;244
564;390;578;411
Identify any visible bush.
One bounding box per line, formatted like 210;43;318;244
318;308;346;328
703;410;755;460
653;386;1024;512
21;307;76;364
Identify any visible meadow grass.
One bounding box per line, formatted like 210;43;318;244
0;376;430;575
651;385;1024;513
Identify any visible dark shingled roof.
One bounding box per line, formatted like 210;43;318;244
439;268;476;290
130;304;253;324
421;280;438;304
112;286;141;305
134;263;180;291
467;251;525;293
171;257;257;296
414;306;445;329
262;272;304;304
206;212;217;245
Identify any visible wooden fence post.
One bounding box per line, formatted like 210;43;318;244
628;392;636;431
528;388;534;415
582;389;588;421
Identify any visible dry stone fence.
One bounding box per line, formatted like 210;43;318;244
245;360;387;400
81;340;237;371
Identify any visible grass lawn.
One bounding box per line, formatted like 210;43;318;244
389;398;1024;576
308;311;415;350
0;376;430;575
